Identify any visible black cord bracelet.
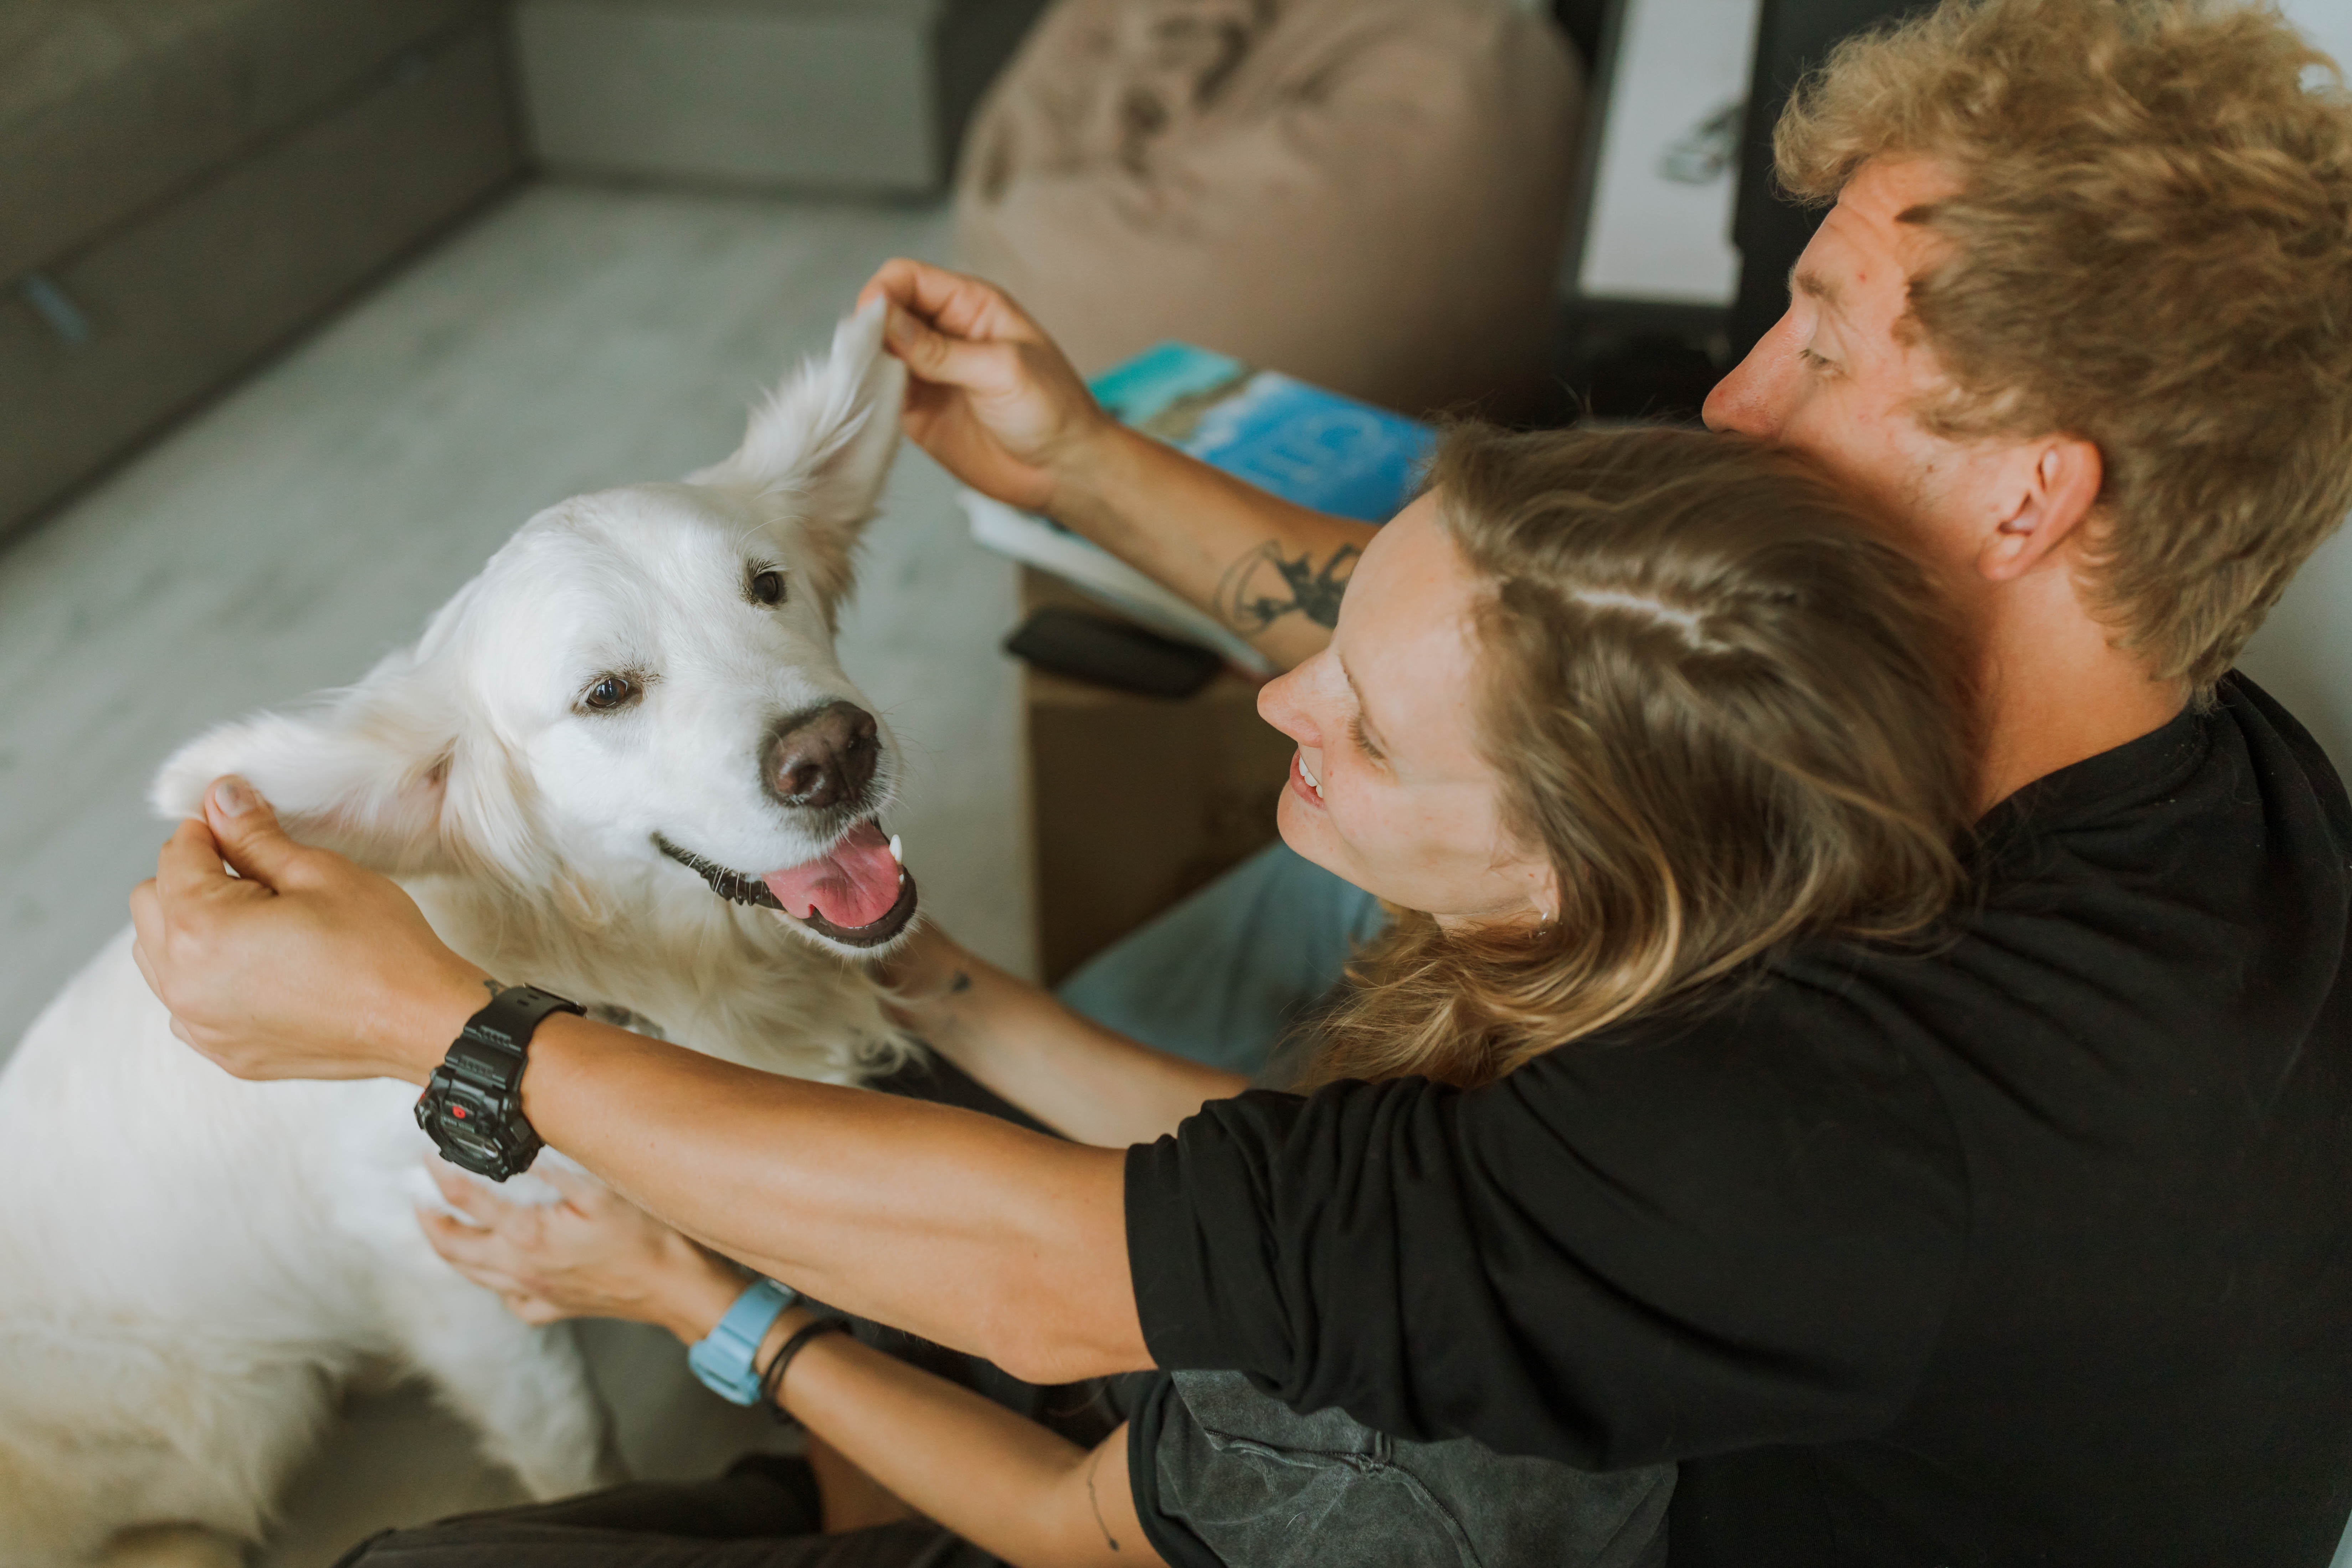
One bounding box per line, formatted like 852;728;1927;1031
759;1316;851;1425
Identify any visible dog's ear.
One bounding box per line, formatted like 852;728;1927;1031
689;300;907;605
149;649;459;876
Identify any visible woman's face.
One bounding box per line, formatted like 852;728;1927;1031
1259;492;1557;928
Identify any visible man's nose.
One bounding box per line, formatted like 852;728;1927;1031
1701;318;1793;437
765;700;879;810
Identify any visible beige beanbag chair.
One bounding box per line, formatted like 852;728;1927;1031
953;0;1582;418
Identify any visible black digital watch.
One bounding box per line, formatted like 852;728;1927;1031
414;985;583;1182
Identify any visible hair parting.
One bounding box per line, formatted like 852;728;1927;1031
1302;424;1977;1091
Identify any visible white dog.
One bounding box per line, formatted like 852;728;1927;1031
0;305;924;1567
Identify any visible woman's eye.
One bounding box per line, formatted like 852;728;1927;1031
581;675;638;713
750;569;786;606
1349;712;1384;763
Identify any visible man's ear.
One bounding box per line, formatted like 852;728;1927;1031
148;649;458;875
688;301;908;605
1978;436;2104;583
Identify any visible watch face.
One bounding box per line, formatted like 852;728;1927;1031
421;1083;514;1173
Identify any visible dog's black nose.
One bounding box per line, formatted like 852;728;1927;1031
765;700;878;810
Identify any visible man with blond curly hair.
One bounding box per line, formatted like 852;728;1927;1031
137;1;2352;1564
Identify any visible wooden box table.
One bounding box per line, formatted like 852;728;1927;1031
1018;570;1296;985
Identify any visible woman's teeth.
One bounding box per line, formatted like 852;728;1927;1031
1299;759;1325;800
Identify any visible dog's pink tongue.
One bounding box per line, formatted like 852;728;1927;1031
764;822;900;929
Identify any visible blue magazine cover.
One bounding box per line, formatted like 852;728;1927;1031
1090;344;1435;523
960;344;1433;673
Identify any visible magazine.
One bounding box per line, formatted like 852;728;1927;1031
959;343;1434;676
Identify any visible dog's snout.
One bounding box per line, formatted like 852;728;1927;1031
765;700;878;810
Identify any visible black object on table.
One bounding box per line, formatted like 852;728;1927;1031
1004;606;1226;701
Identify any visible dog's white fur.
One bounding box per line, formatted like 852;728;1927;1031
0;307;917;1567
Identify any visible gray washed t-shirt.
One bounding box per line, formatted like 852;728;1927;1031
1128;1369;1673;1568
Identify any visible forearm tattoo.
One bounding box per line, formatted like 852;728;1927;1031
1215;540;1360;636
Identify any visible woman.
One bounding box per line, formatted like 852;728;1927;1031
145;422;1972;1567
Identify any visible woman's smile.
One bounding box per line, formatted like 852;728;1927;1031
1289;750;1326;808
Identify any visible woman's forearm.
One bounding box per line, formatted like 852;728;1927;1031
895;931;1246;1147
512;1013;1149;1384
1055;426;1378;673
763;1309;1155;1568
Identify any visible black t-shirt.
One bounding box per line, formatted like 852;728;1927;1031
1124;675;2352;1566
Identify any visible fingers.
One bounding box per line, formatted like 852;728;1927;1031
418;1207;528;1291
201;777;312;891
855;257;912;312
153;816;242;904
534;1161;612;1212
860;258;1044;346
882;305;1029;397
430;1162;530;1229
505;1292;569;1326
129;884;162;985
417;1205;568;1324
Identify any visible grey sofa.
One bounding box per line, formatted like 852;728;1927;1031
0;0;525;539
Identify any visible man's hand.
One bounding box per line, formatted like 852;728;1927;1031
421;1161;749;1341
129;776;484;1085
858;258;1119;515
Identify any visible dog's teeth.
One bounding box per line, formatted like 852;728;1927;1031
888;833;902;864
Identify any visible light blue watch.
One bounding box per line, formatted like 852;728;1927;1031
687;1277;797;1405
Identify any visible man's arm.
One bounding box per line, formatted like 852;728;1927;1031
860;259;1377;673
129;789;1151;1386
515;1017;1144;1384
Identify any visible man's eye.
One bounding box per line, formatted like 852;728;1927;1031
1798;347;1835;371
581;675;639;713
750;569;786;606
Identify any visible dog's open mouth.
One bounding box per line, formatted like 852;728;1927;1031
655;822;918;948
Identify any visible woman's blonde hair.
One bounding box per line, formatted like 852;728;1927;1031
1776;0;2352;692
1303;425;1974;1091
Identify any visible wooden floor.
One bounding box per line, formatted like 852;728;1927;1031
0;180;1031;1558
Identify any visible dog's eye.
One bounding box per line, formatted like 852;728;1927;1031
580;675;639;713
749;569;786;607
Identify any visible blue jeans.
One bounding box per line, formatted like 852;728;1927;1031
1055;841;1385;1078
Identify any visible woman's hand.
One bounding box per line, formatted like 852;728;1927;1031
874;922;1247;1149
421;1160;751;1341
129;777;486;1085
874;921;977;1033
857;258;1121;516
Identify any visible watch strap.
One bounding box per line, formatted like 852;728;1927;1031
457;985;584;1064
688;1277;799;1405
